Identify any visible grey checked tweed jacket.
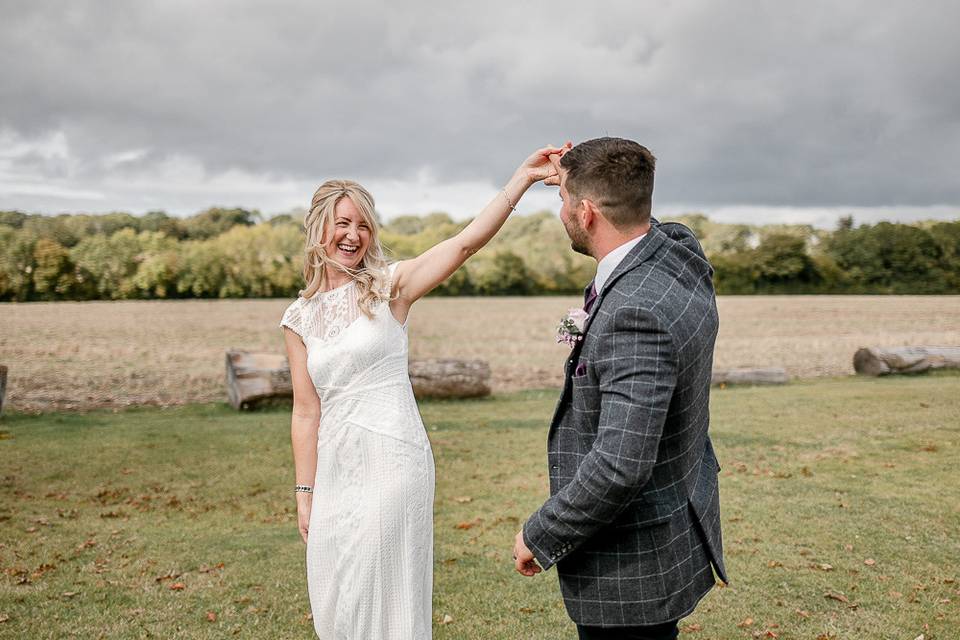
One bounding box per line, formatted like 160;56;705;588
523;219;727;627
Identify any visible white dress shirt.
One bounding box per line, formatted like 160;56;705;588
593;233;647;293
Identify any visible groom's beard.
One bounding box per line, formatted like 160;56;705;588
564;216;592;257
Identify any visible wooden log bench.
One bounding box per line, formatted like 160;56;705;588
711;367;789;386
853;346;960;376
226;350;491;410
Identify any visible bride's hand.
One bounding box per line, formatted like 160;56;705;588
297;493;311;543
542;141;572;186
517;142;572;185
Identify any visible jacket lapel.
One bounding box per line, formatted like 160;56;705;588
577;225;666;340
548;225;668;434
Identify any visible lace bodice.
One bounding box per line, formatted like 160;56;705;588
279;264;395;343
280;281;362;342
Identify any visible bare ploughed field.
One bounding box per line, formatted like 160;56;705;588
2;295;958;412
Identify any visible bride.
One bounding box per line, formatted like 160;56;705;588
279;145;566;639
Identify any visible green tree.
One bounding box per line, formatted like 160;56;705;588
826;222;944;293
70;228;150;299
32;238;76;299
753;233;819;291
0;228;38;300
0;211;28;228
471;251;532;295
139;211;187;239
711;251;758;294
182;207;259;240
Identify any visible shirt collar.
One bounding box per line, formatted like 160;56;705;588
594;233;647;293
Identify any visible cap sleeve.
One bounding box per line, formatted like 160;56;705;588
279;297;304;338
385;262;399;297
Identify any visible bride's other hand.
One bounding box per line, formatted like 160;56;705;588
297;493;311;543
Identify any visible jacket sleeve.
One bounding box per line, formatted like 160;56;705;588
523;305;677;570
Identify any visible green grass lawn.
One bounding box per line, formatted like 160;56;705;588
1;374;958;639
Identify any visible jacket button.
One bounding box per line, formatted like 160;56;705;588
551;465;559;470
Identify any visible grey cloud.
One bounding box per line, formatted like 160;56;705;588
1;0;959;211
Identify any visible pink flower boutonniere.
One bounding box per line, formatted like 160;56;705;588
556;308;589;348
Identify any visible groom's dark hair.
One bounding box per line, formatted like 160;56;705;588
561;137;655;230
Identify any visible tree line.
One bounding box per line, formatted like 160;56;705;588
1;208;958;301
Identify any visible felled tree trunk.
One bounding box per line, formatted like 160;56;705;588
409;359;492;399
853;346;960;376
0;365;7;416
226;351;491;409
226;351;293;410
711;367;789;386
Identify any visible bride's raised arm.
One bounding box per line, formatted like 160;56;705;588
389;145;566;317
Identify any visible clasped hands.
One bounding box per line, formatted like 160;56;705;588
519;141;572;186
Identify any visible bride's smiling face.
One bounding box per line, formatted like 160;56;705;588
323;197;372;269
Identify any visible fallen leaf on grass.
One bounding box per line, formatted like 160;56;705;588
154;571;181;583
61;591;79;598
736;617;754;627
454;496;472;504
0;614;9;623
75;539;96;551
440;614;454;625
767;560;783;568
169;582;185;591
206;612;217;622
864;558;876;566
519;607;535;614
795;609;809;618
199;562;225;573
680;623;702;632
824;591;849;603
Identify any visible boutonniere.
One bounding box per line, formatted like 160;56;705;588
556;308;588;348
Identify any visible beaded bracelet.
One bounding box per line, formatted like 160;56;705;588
294;484;313;493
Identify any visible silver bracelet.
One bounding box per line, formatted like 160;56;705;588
501;189;517;212
294;484;313;493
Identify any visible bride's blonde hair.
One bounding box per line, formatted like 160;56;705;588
301;179;390;318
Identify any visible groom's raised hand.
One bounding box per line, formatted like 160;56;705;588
513;530;542;577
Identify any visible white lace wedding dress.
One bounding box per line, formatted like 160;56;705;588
279;264;434;639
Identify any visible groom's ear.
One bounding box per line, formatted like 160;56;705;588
580;198;600;229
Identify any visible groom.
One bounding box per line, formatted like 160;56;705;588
513;137;727;640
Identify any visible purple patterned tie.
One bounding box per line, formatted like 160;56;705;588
583;281;598;314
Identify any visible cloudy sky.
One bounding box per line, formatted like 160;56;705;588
2;0;958;227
